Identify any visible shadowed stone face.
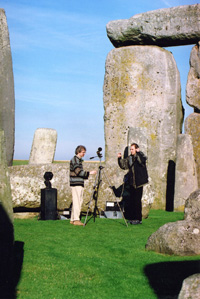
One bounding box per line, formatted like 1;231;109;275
184;113;200;187
106;4;200;48
186;42;200;110
0;9;15;166
103;45;183;209
174;134;198;211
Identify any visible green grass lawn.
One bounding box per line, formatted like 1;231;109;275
13;160;29;166
14;210;200;299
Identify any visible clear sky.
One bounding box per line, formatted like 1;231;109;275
1;0;197;161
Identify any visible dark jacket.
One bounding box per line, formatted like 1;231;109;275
118;151;148;188
70;155;89;187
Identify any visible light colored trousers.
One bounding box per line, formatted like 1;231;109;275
70;186;84;221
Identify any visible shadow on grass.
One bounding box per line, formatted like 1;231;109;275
144;260;200;299
13;241;24;295
0;204;24;299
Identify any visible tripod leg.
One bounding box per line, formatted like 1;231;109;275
84;172;99;226
84;167;102;226
102;170;128;227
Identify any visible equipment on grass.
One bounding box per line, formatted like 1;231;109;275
84;148;128;227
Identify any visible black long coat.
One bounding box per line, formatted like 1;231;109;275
118;151;148;189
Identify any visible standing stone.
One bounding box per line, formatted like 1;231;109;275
103;46;183;209
106;4;200;48
174;134;198;211
127;127;148;155
186;42;200;110
29;128;57;165
184;113;200;187
0;130;14;296
0;9;15;166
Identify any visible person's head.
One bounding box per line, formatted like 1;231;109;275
130;143;139;155
75;145;86;158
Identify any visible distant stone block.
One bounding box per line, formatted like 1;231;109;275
29;128;57;165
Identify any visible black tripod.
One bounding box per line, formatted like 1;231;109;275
84;158;128;227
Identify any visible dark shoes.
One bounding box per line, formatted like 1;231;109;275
129;220;142;225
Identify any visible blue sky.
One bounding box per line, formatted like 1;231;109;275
1;0;197;160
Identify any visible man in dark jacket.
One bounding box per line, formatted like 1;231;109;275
117;143;148;225
70;145;96;226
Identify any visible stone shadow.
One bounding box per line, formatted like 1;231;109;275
166;160;176;211
144;260;200;298
0;204;24;298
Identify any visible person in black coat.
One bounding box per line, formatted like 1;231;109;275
118;143;148;225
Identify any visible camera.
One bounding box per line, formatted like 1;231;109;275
96;147;102;158
90;147;103;159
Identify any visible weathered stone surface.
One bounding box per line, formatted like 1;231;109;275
9;161;149;219
106;4;200;48
184;113;200;187
146;189;200;256
0;9;15;166
145;219;200;256
29;128;57;164
9;162;105;211
178;274;200;299
103;46;183;209
184;189;200;222
174;134;198;211
186;42;200;110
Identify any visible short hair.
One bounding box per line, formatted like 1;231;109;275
75;145;86;155
130;143;139;149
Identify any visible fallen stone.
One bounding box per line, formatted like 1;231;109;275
184;189;200;222
186;42;200;111
106;4;200;48
174;134;198;212
145;219;200;256
29;128;57;164
146;189;200;256
178;274;200;299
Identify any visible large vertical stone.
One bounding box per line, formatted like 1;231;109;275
103;46;183;209
184;113;200;187
174;134;198;211
29;128;57;164
186;42;200;110
0;9;15;166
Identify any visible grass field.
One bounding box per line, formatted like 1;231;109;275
13;160;29;166
13;210;200;299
